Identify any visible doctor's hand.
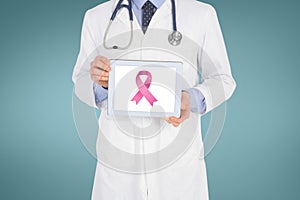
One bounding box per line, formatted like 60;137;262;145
90;56;111;88
165;91;190;127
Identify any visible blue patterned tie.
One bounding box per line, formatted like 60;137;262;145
142;1;157;33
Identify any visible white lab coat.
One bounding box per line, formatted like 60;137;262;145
72;0;236;199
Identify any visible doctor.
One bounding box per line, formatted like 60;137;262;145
73;0;236;199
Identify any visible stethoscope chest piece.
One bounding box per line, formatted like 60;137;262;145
168;31;182;46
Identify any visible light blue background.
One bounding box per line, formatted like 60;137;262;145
0;0;299;199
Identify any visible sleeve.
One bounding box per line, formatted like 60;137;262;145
194;6;236;114
72;10;99;108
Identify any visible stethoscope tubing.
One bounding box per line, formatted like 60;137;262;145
105;0;181;49
111;0;133;21
170;0;177;31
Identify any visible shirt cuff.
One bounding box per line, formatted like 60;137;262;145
184;88;206;114
93;83;108;106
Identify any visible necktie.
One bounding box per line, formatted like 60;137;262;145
142;1;157;33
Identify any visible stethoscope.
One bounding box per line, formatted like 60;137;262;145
103;0;182;50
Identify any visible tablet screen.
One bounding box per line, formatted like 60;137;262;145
108;60;182;117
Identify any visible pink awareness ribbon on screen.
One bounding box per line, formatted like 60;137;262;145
131;70;158;106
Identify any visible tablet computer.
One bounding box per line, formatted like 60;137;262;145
108;59;182;118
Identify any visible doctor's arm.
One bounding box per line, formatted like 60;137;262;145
167;6;236;127
72;10;99;108
193;6;236;114
72;11;111;108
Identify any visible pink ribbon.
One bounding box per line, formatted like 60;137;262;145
131;70;158;106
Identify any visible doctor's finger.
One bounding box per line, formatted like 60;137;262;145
96;55;109;63
98;71;109;81
92;60;110;71
164;117;171;124
99;75;109;81
165;118;180;127
167;119;180;127
100;70;109;77
90;74;100;83
172;123;180;127
96;56;110;68
91;72;108;81
169;117;183;124
90;67;104;76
